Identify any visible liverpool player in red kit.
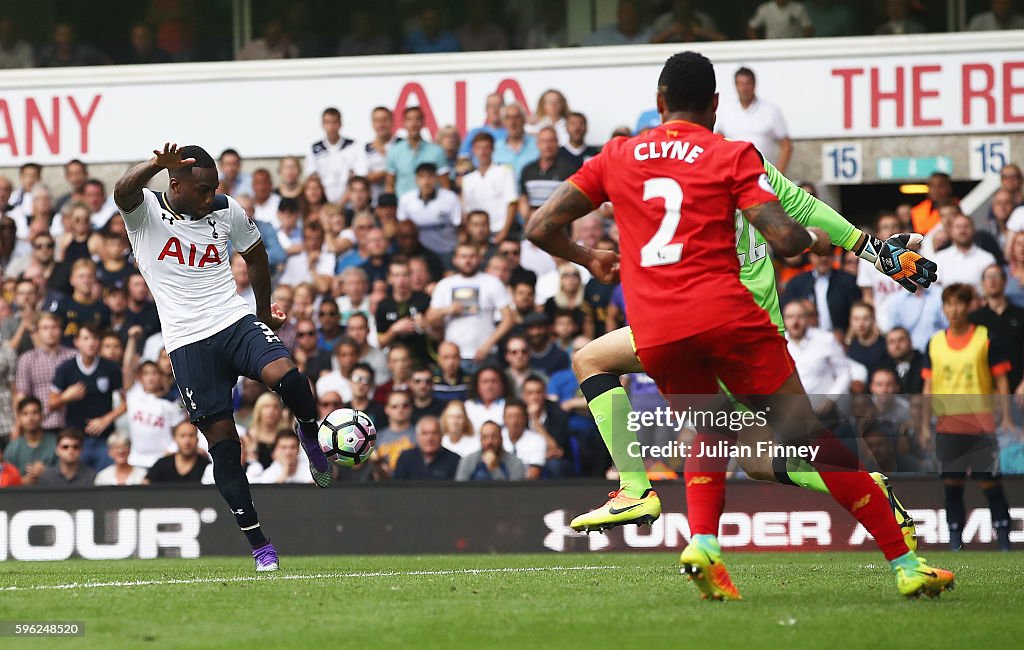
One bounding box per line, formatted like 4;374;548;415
526;52;954;599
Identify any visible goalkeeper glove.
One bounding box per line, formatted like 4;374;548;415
855;233;938;293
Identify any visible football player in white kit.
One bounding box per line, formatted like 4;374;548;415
114;143;332;573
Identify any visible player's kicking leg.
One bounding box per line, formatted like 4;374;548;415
261;357;332;488
569;328;661;532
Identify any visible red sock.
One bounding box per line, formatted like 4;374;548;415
812;431;909;560
684;432;730;536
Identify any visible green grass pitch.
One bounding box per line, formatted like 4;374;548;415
0;552;1019;649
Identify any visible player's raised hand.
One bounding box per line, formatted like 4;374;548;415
263;302;288;332
587;248;620;284
152;142;197;170
858;233;938;293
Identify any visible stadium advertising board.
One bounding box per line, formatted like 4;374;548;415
0;481;1020;560
0;37;1019;166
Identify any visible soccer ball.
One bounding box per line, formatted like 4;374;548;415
318;408;376;467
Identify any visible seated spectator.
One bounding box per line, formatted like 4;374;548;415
393;220;445;282
373;343;413;404
397;162;462;258
242;392;288;468
3;397;55;483
933;214;997;293
0;17;34;69
461;133;518;241
36;428;96;486
404;6;461;53
863;420;920;473
54;158;88;216
867;368;913;436
497;239;538;288
543;263;595;339
433;341;469;401
485;253;512;288
845;302;889;377
508;279;539;334
456;0;509;51
781;250;860;337
583;0;653;46
651;0;726;42
52;259;112;345
987;189;1016;254
254;430;313;484
967;0;1024;30
883;327;926;394
343;362;387;428
875;0;926;34
494;103;539;186
3;278;38;355
410;366;444;423
747;0;814;39
440;399;479;456
315;299;345;354
316;337;359;403
125;361;185;469
523;0;569;49
464;365;509;432
279;220;336;289
783;300;851;411
276;155;303;199
237;18;299;60
299;175;327;221
1006;233;1024;306
971;264;1024;395
501;399;548;479
523;312;570;380
359;228;391;286
456;420;526;480
376;390;417;474
463;210;498;262
886;286;946;353
54;202;93;269
293;317;332;381
120;23;172;64
0;445;21;487
504;335;533;395
83;178;117;230
94;432;148;485
553;310;583;355
217;149;252;198
346;312;385;379
96;231;133;292
16;312;74;432
38;23;109;67
393;416;460;480
334;213;375;274
144;421;209;484
522;374;572;477
923;204;1003;266
337;9;392;56
805;0;857;37
376;260;431;363
558;113;602;173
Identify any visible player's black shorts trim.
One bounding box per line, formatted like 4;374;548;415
168;315;291;427
935;432;999;479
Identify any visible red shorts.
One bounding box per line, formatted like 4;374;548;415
635;314;795;396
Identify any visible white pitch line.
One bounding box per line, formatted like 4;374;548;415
1;564;622;592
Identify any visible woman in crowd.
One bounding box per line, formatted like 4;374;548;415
440;400;480;457
1006;234;1024;306
247;392;291;468
291;282;317;321
544;262;595;339
276;156;304;199
464;366;510;433
94;433;148;486
299;175;328;222
845;302;888;376
527;89;570;145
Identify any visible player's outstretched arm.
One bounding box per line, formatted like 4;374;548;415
743;201;812;258
113;143;197;213
526;181;618;282
240;241;285;331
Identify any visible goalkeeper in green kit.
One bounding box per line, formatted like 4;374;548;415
566;156;941;600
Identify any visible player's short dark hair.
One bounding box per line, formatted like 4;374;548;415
219;148;240;161
322;107;341;120
17;395;41;412
941;283;974;305
658;51;716;113
471;131;494;146
179;145;216;169
351;361;375;384
735;67;756;82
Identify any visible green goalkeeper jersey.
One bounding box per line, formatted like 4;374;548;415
737;161;863;333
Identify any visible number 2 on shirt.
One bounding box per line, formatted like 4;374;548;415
640;178;685;268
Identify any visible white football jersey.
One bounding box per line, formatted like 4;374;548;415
120;189;262;352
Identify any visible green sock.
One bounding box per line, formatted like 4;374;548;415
787;458;830;494
889;551;919;574
582;375;651;499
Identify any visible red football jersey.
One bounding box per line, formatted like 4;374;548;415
569;120;779;350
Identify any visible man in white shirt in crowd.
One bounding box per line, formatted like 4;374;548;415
277;220;336;289
427;243;516;366
932;213;996;293
315;336;359;403
501;399;546;480
364;106;395;204
306;107;368;204
397;162;462;258
250;169;281;226
783;300;851;413
715;67;792;173
461;132;517;242
747;0;814;39
126;361;186;469
255;430;313;484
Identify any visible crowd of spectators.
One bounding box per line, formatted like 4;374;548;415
1;69;1023;490
2;1;1022;69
